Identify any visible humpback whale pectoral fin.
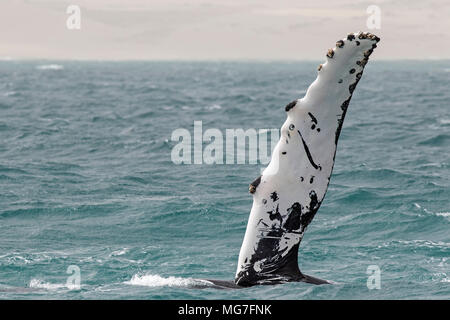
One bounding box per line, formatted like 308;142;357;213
235;32;380;287
300;273;332;285
249;175;262;194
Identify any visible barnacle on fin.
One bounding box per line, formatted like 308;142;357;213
326;49;334;58
249;176;262;194
364;49;373;58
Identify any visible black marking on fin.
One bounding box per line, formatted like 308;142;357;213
270;191;279;202
267;204;282;222
283;203;302;232
285;100;297;112
297;129;321;170
308;112;318;124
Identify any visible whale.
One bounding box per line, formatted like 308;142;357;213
202;32;380;289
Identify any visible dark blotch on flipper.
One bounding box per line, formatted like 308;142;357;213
267;204;282;222
335;117;344;145
311;124;316;130
282;151;287;155
349;83;356;94
249;176;261;194
335;96;352;145
356;71;363;80
270;191;279;202
347;34;355;41
285;100;297;112
308;112;318;124
262;199;267;205
336;40;344;48
300;176;304;182
317;64;323;71
296;191;322;233
360;58;368;67
340;97;351;112
356;41;360;46
310;176;314;184
338;79;343;83
317;128;320;132
283;203;302;232
349;68;355;74
335;96;352;144
364;49;373;58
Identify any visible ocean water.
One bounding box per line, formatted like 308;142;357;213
0;60;449;299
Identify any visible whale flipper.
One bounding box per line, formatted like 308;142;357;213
235;32;380;287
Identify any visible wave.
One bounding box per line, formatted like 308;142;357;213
124;274;213;288
3;91;18;97
109;248;129;257
206;104;222;110
378;239;450;250
418;134;450;147
414;203;450;220
36;64;64;71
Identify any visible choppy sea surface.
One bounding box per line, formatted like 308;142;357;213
0;60;449;299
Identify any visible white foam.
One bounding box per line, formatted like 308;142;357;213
36;64;64;71
207;104;222;110
436;212;450;218
29;279;66;290
124;274;213;288
414;203;449;219
110;248;129;256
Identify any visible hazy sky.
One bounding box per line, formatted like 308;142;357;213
1;0;449;60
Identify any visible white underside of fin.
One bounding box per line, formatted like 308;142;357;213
235;32;380;285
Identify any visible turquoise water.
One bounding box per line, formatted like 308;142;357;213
0;61;449;299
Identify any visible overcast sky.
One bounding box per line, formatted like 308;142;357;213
1;0;449;60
